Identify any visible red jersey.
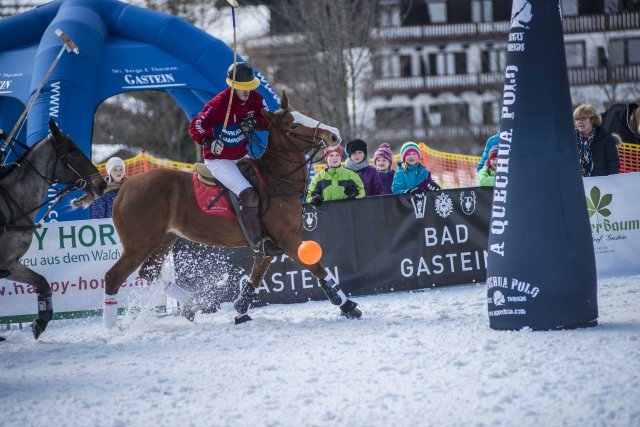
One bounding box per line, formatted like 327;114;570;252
189;87;270;160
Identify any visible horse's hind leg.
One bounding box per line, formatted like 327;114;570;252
6;263;53;339
233;256;273;324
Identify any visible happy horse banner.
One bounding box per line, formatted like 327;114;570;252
486;0;597;330
0;219;162;321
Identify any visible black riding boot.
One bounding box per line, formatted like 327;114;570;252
238;188;284;257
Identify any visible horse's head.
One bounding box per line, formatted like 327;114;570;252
261;91;342;155
47;119;105;197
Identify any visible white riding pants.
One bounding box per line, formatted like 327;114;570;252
204;158;252;196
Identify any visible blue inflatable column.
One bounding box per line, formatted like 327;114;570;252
486;0;598;330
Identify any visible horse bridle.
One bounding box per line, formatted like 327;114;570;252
0;134;102;230
253;107;333;196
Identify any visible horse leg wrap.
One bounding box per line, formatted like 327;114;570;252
319;278;347;306
36;289;53;322
164;282;191;305
233;282;255;315
103;294;118;329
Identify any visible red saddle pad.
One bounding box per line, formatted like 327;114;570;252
191;173;236;218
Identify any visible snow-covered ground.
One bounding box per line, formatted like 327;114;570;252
1;275;639;427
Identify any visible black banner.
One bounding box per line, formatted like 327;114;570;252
172;187;492;309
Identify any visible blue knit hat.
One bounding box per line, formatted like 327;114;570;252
400;141;421;162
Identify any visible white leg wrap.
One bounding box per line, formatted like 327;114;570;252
336;289;348;306
103;295;118;329
164;282;191;305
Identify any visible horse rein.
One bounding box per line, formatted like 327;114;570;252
0;134;100;229
257;107;331;196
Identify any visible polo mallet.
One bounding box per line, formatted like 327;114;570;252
220;0;240;142
0;28;79;160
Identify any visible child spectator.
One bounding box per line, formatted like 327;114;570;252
306;146;365;205
477;132;500;172
72;156;126;218
344;139;383;196
391;141;440;194
477;145;498;186
373;143;395;195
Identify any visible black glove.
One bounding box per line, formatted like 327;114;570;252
426;181;441;192
344;183;359;199
239;117;257;133
406;187;424;195
309;194;323;206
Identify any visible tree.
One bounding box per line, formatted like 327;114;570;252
248;0;380;143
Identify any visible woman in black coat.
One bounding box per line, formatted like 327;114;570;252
574;104;620;177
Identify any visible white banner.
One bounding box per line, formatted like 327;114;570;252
584;172;640;277
0;219;164;319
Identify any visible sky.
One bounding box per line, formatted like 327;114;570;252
1;274;638;427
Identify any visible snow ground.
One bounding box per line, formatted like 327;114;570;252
1;275;639;427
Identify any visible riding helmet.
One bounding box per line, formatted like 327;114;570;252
226;62;260;91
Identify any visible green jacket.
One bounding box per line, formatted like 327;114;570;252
306;166;365;202
477;167;496;186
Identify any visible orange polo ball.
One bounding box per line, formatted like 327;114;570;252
298;240;322;265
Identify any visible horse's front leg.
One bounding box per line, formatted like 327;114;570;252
233;256;272;324
7;263;52;339
305;262;362;319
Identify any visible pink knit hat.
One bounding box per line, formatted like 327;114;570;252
374;143;393;164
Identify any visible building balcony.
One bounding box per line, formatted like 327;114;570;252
371;12;640;44
371;125;500;147
370;64;640;96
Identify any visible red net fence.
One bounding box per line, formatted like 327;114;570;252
100;143;640;189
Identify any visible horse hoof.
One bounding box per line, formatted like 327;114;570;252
180;302;196;322
31;319;48;340
0;336;6;342
340;300;362;319
234;314;252;325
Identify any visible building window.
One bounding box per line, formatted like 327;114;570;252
492;0;511;21
402;1;428;25
561;0;578;16
427;1;447;24
428;51;466;75
472;0;493;22
481;49;506;73
483;101;500;125
375;107;414;129
565;42;585;68
400;55;412;77
429;104;469;126
610;38;640;66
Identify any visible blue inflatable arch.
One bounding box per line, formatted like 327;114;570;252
0;0;279;219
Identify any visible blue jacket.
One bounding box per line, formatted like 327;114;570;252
391;162;432;194
90;190;119;219
477;133;500;172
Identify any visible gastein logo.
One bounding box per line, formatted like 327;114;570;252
303;211;318;231
586;186;612;226
510;0;533;29
434;192;454;218
411;193;427;219
459;190;476;215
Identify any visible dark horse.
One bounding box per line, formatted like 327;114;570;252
0;119;105;339
102;92;361;327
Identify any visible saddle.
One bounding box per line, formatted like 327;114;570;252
192;159;269;218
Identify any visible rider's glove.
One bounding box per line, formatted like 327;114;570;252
204;136;224;155
426;180;441;192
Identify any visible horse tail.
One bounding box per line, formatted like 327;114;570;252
70;181;122;209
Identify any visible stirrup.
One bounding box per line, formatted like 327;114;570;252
253;237;285;258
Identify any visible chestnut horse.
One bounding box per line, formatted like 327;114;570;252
103;92;361;327
0;119;105;339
